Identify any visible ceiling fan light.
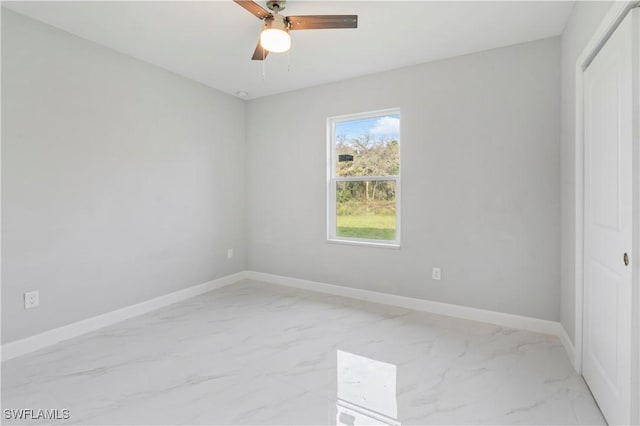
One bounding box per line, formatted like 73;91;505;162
260;19;291;53
260;28;290;53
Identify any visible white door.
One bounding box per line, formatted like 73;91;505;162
583;10;635;426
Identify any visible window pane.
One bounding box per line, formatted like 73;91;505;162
336;180;396;241
335;114;400;177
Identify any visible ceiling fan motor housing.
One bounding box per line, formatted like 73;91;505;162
263;14;289;31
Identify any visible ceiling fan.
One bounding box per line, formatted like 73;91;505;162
234;0;358;60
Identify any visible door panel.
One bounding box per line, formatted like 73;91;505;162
588;260;620;388
583;10;633;426
589;54;620;231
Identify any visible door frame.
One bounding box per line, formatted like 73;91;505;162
573;2;640;423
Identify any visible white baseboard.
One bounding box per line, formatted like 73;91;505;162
3;269;577;369
245;271;575;362
557;324;578;372
1;272;246;362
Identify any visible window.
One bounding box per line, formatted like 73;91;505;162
327;109;400;247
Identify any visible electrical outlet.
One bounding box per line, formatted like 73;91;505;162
432;267;441;281
227;248;233;259
24;291;39;309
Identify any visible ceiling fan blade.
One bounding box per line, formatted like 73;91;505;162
287;15;358;30
234;0;272;20
251;39;269;61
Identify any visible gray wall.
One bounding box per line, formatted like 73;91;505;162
1;10;247;343
2;9;566;344
247;37;561;321
560;1;614;344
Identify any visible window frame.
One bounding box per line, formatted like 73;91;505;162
326;108;401;248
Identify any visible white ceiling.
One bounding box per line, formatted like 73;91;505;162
3;1;574;99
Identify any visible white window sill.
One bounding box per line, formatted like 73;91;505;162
327;238;401;249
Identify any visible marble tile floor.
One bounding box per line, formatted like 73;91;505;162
2;280;605;425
